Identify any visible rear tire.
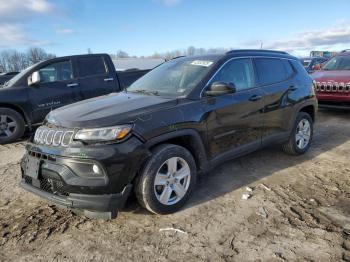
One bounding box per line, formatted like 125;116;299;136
282;112;313;155
135;144;197;215
0;108;25;144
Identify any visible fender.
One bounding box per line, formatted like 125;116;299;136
288;99;317;131
144;129;209;173
0;103;33;129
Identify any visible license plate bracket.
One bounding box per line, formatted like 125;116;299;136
25;157;41;179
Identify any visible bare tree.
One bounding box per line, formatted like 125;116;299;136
0;47;56;72
0;50;28;72
27;47;47;64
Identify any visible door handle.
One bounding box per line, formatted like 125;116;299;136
288;85;298;91
104;78;114;82
249;95;262;102
67;83;79;88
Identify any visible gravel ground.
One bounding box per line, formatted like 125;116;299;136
0;110;350;262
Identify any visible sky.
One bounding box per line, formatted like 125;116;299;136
0;0;350;57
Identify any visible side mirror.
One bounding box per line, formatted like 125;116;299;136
28;71;41;86
204;82;236;96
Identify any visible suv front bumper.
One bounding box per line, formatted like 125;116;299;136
20;181;132;219
20;136;150;218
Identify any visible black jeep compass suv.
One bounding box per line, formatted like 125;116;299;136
21;50;317;219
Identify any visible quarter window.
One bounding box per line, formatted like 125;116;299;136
255;58;292;86
211;58;255;91
38;61;73;83
77;56;107;77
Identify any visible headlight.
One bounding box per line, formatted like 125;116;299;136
74;125;132;142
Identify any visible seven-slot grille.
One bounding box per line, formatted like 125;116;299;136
34;126;75;147
315;81;350;93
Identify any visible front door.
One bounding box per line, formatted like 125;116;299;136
203;58;265;159
28;59;79;123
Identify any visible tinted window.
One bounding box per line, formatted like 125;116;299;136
39;60;73;83
255;58;291;86
211;58;255;91
78;56;107;77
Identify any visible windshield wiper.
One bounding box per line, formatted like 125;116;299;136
130;89;159;96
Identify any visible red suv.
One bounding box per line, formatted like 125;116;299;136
311;50;350;109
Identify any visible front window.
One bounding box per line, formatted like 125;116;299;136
323;56;350;71
39;60;73;83
210;58;255;91
128;57;215;97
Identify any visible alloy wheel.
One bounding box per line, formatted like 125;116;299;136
154;157;191;206
0;115;17;138
295;118;311;150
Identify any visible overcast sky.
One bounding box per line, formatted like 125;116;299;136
0;0;349;57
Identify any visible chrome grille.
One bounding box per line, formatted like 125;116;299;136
34;126;75;147
315;81;350;93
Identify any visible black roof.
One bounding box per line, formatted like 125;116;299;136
225;49;296;60
226;49;288;55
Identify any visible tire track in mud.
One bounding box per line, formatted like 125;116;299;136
0;204;86;247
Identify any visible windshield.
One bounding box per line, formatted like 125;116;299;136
4;63;37;86
128;58;215;97
323;56;350;71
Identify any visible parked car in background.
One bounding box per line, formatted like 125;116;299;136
0;72;19;85
299;57;328;73
20;49;317;219
311;50;350;109
0;54;150;144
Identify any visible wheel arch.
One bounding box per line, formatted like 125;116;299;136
0;103;31;128
144;129;209;174
299;104;316;122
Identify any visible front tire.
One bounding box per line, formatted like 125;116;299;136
282;112;313;155
0;108;25;144
135;144;197;215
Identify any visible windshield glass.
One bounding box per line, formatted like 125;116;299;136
128;57;215;97
323;56;350;71
4;63;37;86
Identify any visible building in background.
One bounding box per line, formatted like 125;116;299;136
310;51;338;58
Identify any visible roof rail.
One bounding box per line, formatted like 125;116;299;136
341;49;350;53
165;55;186;62
226;49;288;55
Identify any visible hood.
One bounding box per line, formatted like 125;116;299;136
311;70;350;83
46;92;178;128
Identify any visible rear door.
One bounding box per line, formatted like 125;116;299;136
204;58;265;159
28;59;79;123
254;57;296;144
76;55;118;100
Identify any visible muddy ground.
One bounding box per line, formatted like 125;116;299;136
0;110;350;262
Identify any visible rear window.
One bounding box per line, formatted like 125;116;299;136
255;58;293;86
77;56;107;77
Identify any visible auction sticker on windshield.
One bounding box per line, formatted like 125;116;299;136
190;60;213;67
